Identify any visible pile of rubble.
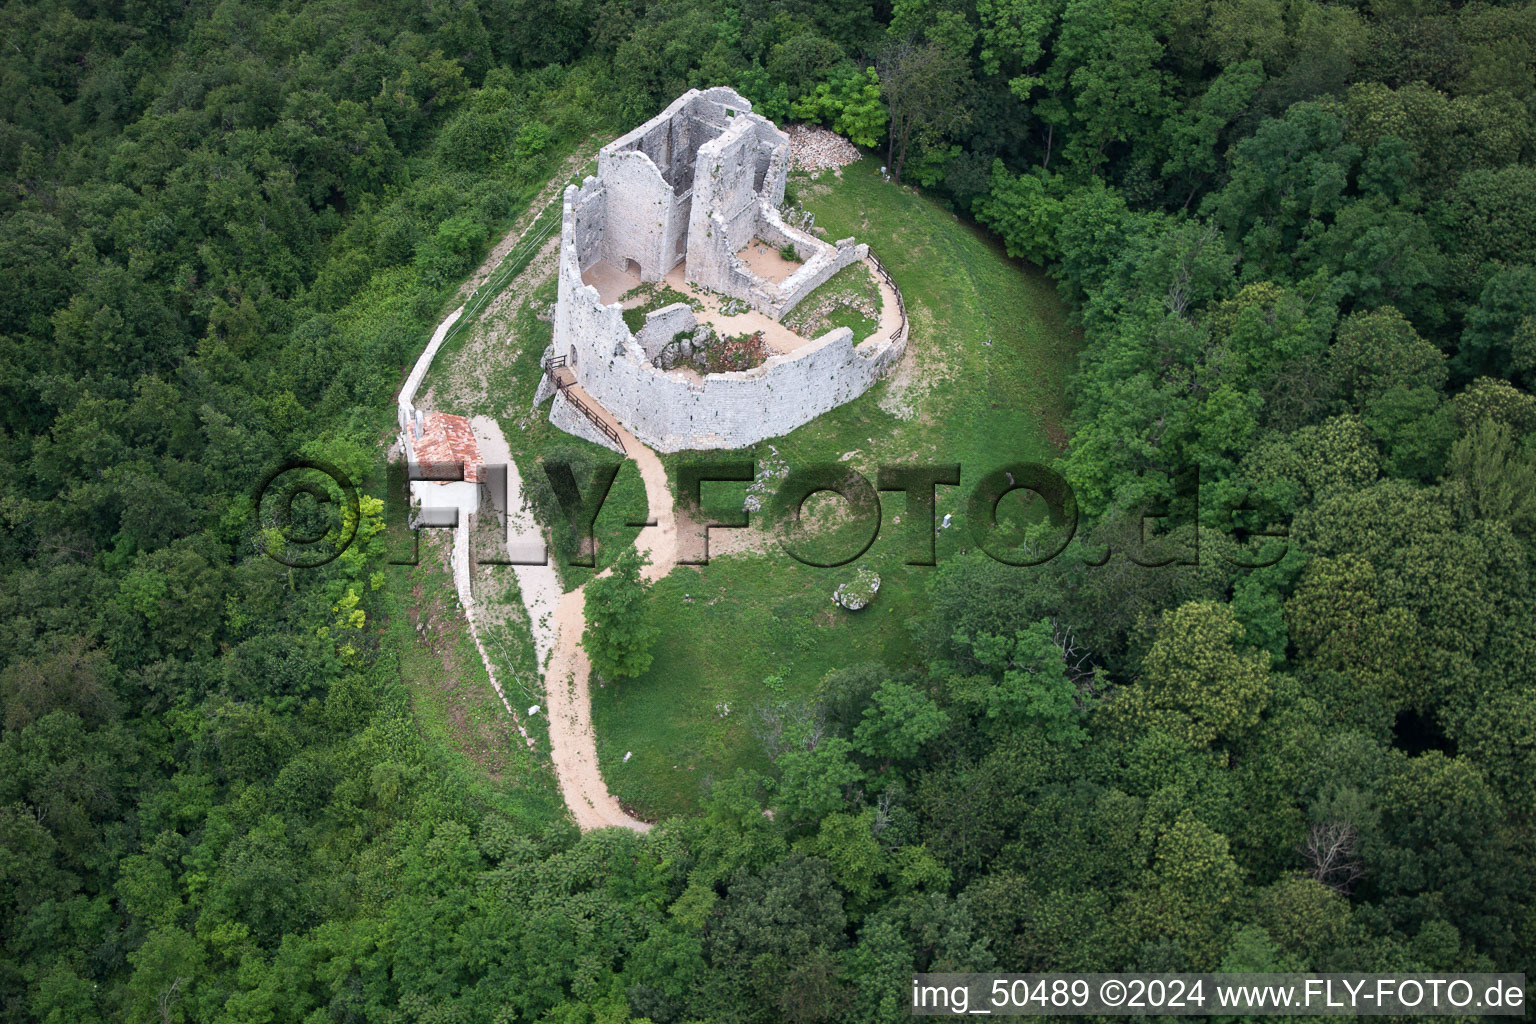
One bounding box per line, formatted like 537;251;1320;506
786;124;862;176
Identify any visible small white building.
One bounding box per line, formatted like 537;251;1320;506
404;410;484;528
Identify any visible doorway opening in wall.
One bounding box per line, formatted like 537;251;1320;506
569;345;578;365
624;258;641;277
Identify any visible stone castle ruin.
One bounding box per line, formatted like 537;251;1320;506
536;87;906;452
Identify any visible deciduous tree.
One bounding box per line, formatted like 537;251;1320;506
582;548;659;680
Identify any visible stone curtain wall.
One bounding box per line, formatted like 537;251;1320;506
591;326;872;451
554;186;631;369
569;176;605;270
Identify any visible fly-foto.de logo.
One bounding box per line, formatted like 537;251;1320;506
252;457;1289;570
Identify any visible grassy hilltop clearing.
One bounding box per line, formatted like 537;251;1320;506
414;148;1075;822
589;157;1076;820
414;150;1077;822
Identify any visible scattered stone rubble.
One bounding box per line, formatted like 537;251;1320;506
786;291;880;339
786;124;862;176
744;443;789;513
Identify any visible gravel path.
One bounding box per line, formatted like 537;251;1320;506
468;414;658;831
469;405;675;832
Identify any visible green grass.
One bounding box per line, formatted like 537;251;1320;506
476;572;550;747
620;282;699;334
409;155;1076;821
782;260;882;341
770;159;1076;477
382;531;563;828
590;158;1078;820
592;543;929;821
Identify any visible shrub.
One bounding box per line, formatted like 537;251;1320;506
583;549;658;680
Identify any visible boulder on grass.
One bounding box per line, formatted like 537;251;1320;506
833;568;881;611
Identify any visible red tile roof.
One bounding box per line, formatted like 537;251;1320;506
411;412;483;482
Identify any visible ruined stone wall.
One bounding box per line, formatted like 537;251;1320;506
679;92;793;302
594;149;681;280
631;118;676;181
569;176;606;270
579;325;887;451
752;205;817;255
634;302;698;362
696;252;766;312
689;200;867;319
594;87;772;282
701;120;769;251
556;183;631;369
545;88;903;452
762;237;870;320
754;117;790;204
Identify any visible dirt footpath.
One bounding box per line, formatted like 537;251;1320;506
539;422;675;831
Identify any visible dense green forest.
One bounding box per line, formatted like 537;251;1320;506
1;0;1533;1020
